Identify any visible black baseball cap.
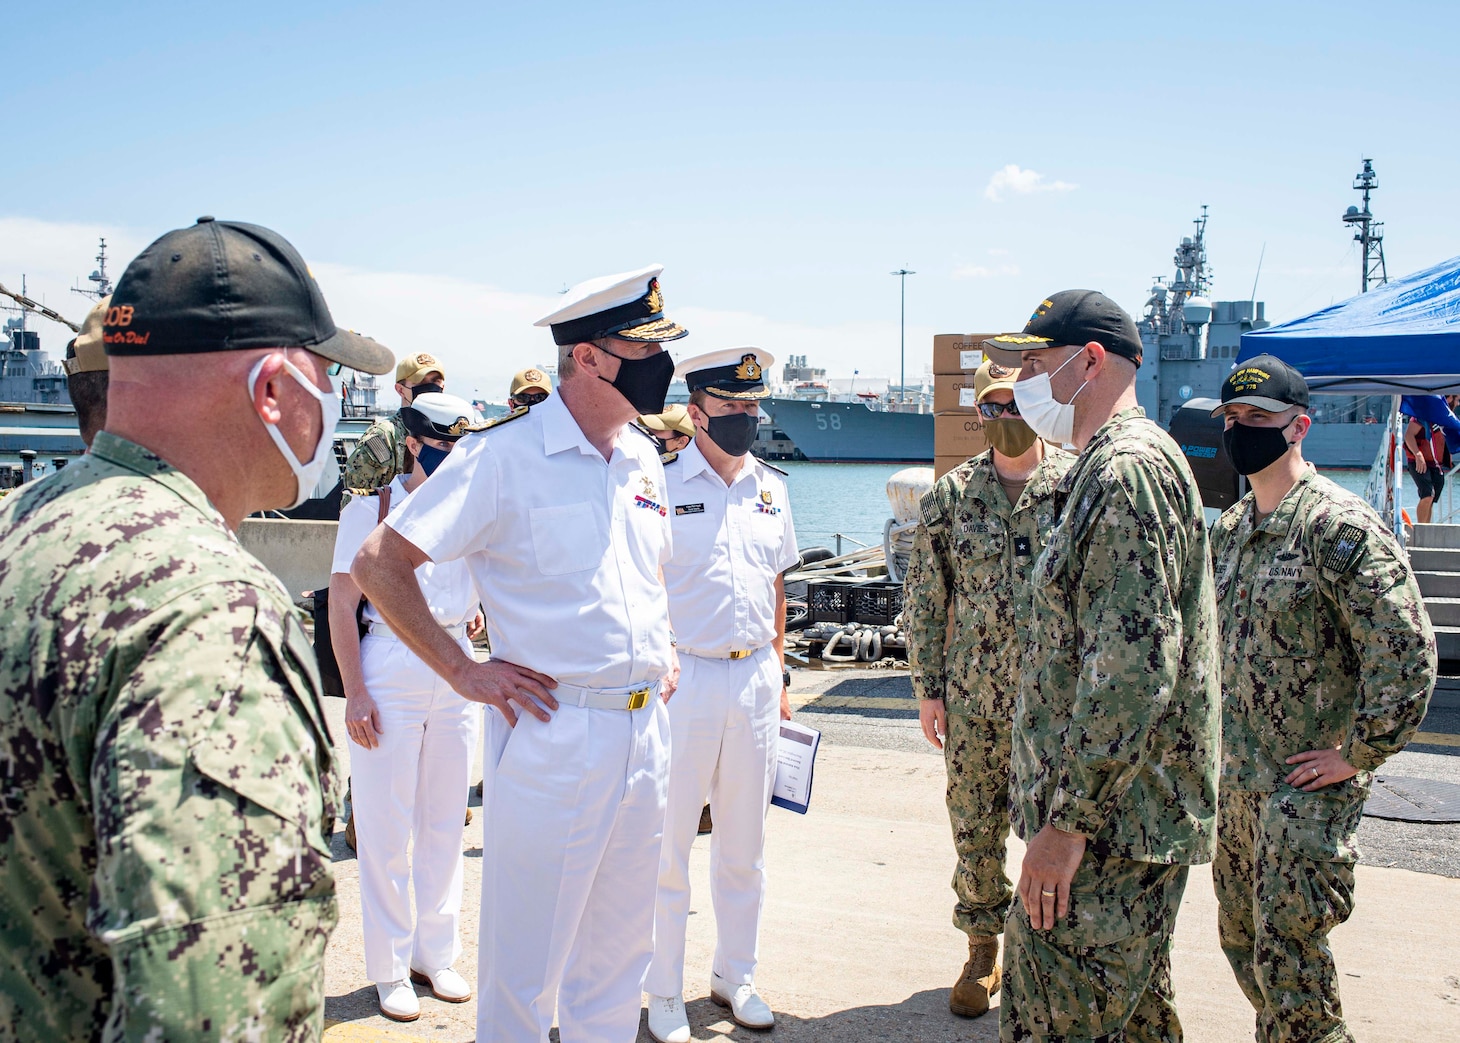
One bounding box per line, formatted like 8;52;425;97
103;216;394;374
985;289;1144;368
1211;354;1309;416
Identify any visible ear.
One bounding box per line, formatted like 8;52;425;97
251;352;289;424
395;381;410;398
1083;341;1107;375
685;401;707;429
571;341;603;374
1289;413;1313;441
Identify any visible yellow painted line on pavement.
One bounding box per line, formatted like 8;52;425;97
324;1020;431;1041
1410;730;1460;748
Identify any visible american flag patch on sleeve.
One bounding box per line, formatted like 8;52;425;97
1320;522;1368;575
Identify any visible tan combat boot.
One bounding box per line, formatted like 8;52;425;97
949;935;1001;1018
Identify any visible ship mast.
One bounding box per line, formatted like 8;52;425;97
1342;159;1387;294
71;238;114;301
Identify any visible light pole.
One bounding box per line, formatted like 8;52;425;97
891;268;916;405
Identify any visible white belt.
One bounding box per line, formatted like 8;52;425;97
679;645;764;660
552;680;661;711
366;619;471;641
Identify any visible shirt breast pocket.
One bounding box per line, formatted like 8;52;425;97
1255;578;1321;659
529;501;606;576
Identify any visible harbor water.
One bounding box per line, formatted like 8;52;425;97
779;460;1445;555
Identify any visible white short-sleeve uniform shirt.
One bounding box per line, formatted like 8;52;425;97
387;392;674;689
661;440;798;655
331;475;480;627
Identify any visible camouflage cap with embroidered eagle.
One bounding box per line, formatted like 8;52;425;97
534;263;688;346
675;347;776;400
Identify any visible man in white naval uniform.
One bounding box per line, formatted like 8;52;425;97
645;348;798;1043
352;264;687;1043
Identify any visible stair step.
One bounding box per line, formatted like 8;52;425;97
1410;547;1460;573
1417;571;1460;598
1436;626;1460;663
1425;599;1460;628
1411;523;1460;550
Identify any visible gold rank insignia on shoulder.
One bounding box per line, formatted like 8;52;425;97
465;404;530;433
660;450;680;464
1321;522;1368;575
735;353;763;382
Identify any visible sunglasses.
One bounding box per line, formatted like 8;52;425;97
978;400;1021;419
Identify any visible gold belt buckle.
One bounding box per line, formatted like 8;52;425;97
627;687;650;710
728;649;751;660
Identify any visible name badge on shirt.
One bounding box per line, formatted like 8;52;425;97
675;503;705;516
1014;535;1032;557
1264;564;1316;582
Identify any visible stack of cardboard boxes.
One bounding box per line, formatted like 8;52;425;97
931;334;997;479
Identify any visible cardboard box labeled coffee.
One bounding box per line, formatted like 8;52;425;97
934;412;987;460
933;373;982;414
932;333;999;376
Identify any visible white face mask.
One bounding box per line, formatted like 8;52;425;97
1013;349;1089;445
248;356;342;509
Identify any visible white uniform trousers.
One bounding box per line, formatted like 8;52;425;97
476;695;670;1043
351;633;482;984
645;645;781;996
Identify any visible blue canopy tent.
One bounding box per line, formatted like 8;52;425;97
1238;254;1460;542
1238;254;1460;395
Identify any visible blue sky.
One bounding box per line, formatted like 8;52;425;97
5;1;1456;400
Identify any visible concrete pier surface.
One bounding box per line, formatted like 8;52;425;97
319;671;1460;1041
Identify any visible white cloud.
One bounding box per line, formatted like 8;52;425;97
983;164;1078;203
953;262;1021;279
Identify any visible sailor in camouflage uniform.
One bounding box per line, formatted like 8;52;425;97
904;358;1072;1019
988;291;1221;1043
340;352;447;500
1208;355;1435;1043
0;217;393;1041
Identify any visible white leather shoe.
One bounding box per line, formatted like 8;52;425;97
710;972;774;1029
646;993;691;1043
409;966;472;1003
376;979;420;1022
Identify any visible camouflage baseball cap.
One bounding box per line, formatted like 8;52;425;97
103;216;393;374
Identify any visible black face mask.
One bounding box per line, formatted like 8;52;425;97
594;344;674;415
410;382;444;401
704;411;759;457
1222;419;1294;476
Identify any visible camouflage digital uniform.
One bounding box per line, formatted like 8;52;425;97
340;410;410;505
0;433;339;1042
904;446;1073;939
1005;407;1221;1043
1210;469;1435;1043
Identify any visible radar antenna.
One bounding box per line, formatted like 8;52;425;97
1342;159;1387;293
72;238;114;301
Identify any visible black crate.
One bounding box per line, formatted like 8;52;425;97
807;579;904;626
851;581;903;626
807;581;856;624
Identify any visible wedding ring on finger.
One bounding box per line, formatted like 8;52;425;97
1041;889;1057;897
